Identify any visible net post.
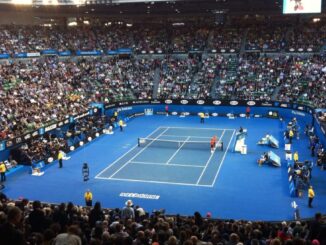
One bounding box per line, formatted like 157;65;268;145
137;138;140;147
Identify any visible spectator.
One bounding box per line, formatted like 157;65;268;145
121;200;135;221
0;206;25;245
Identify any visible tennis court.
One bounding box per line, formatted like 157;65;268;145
96;127;236;187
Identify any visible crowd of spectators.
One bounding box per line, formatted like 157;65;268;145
1;53;326;142
208;28;242;52
277;55;326;108
0;22;326;146
245;26;287;52
287;24;326;52
215;56;285;100
0;193;325;245
157;57;197;99
0;57;157;141
188;56;221;99
1;22;325;55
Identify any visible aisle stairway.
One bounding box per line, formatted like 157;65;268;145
212;57;238;99
152;67;161;99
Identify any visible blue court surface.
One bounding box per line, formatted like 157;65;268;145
4;115;326;221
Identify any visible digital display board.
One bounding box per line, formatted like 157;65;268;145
283;0;322;14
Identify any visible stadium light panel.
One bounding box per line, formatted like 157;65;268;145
11;0;32;4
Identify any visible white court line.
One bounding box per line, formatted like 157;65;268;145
108;127;170;179
210;129;236;187
130;161;205;168
95;126;163;178
166;126;235;131
166;136;190;164
96;176;213;188
160;134;213;139
196;130;226;185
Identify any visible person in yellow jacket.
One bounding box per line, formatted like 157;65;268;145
308;185;315;208
293;151;299;163
199;112;205;123
289;129;294;144
58;150;64;168
0;162;6;182
84;189;93;207
119;119;124;132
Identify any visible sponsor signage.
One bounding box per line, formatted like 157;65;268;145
107;50;118;55
26;52;41;58
41;49;58;55
119;101;129;106
0;54;10;59
117;107;132;112
164;99;173;104
212;100;222;105
14;53;27;58
76;50;102;56
291;110;306;117
0;99;317;151
196;100;205;105
105;103;116;109
74;112;89;120
133;112;145;117
150;100;161;104
230;101;239;106
44;123;57;132
247;101;256;106
261;102;273;106
32;131;39;137
132;100;149;104
24;134;31;141
58;50;71;56
119;192;160;200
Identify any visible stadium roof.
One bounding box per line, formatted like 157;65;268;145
0;0;324;17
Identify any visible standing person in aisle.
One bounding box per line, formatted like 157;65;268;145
0;162;6;182
308;185;315;208
199;112;205;123
165;105;169;116
246;106;251;118
58;150;64;168
119;119;124;132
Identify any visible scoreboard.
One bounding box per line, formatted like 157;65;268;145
283;0;322;14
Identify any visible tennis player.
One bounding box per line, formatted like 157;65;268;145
210;137;215;153
210;136;217;153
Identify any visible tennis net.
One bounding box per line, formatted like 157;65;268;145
138;137;223;151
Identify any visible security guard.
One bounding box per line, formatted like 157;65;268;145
58;150;64;168
293;151;299;163
199;112;205;123
308;186;315;208
84;189;93;207
119;119;124;131
114;110;118;121
0;162;6;182
289;129;294;144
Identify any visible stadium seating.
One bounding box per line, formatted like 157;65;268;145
0;20;326;245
